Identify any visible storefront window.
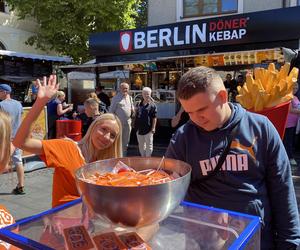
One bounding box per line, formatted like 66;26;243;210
183;0;238;18
0;0;5;12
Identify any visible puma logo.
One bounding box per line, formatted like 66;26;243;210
231;137;257;161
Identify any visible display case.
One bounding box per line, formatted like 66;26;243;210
0;199;260;250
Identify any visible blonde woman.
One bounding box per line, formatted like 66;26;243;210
13;75;122;208
47;90;73;139
88;92;108;113
0;111;18;250
0;111;11;173
87;92;100;102
56;91;73;119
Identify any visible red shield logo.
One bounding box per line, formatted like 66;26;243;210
120;32;132;52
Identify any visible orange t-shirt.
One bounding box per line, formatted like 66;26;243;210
41;139;85;208
0;205;18;250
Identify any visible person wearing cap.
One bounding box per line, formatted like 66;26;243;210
0;83;25;195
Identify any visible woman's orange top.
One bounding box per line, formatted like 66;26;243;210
40;139;85;208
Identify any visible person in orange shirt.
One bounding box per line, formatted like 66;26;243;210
13;75;122;208
0;111;19;250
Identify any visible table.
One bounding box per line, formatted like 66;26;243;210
0;199;260;249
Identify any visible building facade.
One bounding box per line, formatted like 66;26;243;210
0;1;53;54
0;1;70;105
148;0;300;26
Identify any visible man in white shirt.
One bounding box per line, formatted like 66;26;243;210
109;82;134;155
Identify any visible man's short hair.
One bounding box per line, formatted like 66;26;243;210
84;98;99;107
120;82;129;87
177;66;220;100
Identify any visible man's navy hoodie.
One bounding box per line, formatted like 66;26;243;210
166;103;300;249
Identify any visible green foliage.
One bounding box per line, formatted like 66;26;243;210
6;0;143;63
135;0;148;28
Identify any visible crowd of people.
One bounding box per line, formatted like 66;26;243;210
0;66;300;249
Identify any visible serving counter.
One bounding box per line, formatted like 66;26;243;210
0;199;260;249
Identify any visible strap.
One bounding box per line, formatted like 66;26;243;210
191;120;241;184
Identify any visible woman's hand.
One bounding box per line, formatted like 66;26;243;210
36;75;59;102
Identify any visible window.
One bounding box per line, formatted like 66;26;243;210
298;0;300;5
183;0;238;18
0;0;5;12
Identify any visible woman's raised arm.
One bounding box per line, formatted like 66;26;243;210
13;75;59;155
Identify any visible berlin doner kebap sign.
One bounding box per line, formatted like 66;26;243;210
89;6;300;58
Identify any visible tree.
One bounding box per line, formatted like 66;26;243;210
6;0;142;63
135;0;148;28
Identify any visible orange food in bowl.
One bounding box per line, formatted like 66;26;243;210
89;170;174;187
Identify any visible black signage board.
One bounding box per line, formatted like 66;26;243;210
90;6;300;61
15;60;33;76
0;60;4;75
3;60;18;76
94;39;298;64
33;61;52;77
1;59;34;77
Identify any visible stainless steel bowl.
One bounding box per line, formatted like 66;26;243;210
75;157;191;228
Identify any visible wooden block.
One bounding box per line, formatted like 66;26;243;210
119;232;152;250
93;232;127;250
63;225;95;250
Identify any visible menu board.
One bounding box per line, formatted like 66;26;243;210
194;56;209;66
16;61;32;76
3;60;18;75
207;55;225;67
33;61;52;77
0;59;52;77
0;60;4;75
21;107;48;158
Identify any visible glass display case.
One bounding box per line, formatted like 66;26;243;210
0;199;260;250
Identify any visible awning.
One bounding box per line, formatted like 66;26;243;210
0;75;36;83
59;59;155;73
67;70;129;80
60;47;289;74
60;59;155;69
0;49;72;63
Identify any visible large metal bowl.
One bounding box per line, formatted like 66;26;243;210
75;157;191;228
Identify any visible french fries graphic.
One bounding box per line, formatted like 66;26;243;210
236;63;298;111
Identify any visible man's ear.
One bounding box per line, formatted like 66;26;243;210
217;90;228;104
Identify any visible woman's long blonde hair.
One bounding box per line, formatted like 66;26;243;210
78;113;122;163
0;111;11;172
88;92;100;103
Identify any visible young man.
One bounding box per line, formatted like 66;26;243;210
134;87;157;157
74;98;101;136
165;66;300;249
0;83;25;195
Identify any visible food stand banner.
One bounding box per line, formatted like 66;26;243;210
90;6;300;60
21;107;47;158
